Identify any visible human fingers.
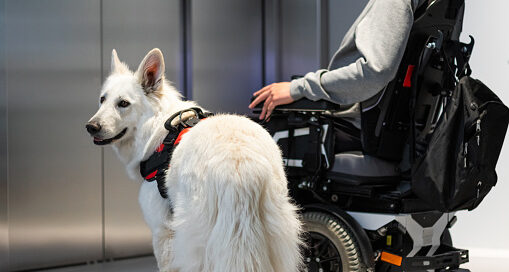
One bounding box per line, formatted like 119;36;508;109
259;103;267;120
253;84;273;96
265;101;277;121
249;90;270;109
259;94;274;119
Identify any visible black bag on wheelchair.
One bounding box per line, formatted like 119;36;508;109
262;113;335;177
412;76;509;212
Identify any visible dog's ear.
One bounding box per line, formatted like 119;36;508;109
136;48;165;94
110;49;128;74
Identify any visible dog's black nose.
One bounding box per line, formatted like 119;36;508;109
86;121;101;135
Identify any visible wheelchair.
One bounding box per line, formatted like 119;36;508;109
253;0;482;271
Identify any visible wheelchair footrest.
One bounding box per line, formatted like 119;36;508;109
396;247;469;271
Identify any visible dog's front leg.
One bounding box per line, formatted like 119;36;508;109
139;182;177;272
152;227;177;272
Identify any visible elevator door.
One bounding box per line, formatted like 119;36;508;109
0;1;8;270
279;0;319;82
4;1;103;270
328;0;368;59
191;0;263;114
101;0;182;259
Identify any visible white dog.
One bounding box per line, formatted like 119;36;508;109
86;48;303;272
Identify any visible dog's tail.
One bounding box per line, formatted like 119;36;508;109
207;153;303;272
169;116;303;272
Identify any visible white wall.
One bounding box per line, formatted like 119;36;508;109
453;0;509;268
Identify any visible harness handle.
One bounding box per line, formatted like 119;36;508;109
164;107;208;131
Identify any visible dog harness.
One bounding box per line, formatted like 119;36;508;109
140;108;212;199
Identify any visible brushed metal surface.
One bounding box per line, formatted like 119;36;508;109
327;0;368;59
263;0;281;85
101;0;182;259
191;0;263;114
280;0;318;81
102;0;182;91
0;1;8;271
317;0;329;69
5;0;103;270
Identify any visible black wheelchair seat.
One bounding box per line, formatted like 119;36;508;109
327;151;400;186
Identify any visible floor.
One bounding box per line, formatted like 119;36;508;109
34;255;506;272
36;256;158;272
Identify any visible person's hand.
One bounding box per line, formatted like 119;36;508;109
248;82;294;120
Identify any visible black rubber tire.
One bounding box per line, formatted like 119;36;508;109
302;211;369;272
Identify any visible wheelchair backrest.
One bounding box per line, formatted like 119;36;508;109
360;0;471;163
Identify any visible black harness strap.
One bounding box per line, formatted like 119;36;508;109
140;107;212;199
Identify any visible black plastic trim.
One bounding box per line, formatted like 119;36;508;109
411;211;443;228
327;171;401;186
400;247;469;270
251;97;341;112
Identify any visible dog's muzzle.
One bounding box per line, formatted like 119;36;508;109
89;127;128;146
86;121;102;135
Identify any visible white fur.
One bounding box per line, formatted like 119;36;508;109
88;48;303;272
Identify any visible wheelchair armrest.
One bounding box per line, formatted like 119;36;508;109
250;96;341;113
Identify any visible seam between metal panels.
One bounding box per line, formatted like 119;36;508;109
180;0;192;99
261;0;266;86
99;0;106;261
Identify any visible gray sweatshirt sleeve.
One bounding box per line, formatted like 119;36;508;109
290;0;417;105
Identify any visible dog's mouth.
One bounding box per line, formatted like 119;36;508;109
93;128;128;145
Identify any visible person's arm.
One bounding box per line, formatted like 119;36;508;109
291;0;416;105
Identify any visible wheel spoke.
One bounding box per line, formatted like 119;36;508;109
317;239;330;257
312;235;327;249
305;232;342;272
319;256;341;264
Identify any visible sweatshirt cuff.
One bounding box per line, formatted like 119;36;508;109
290;78;306;101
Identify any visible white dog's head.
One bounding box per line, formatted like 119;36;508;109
86;48;166;146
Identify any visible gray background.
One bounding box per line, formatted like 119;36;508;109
0;0;507;271
453;0;509;265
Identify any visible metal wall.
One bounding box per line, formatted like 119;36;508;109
265;0;367;83
1;0;8;270
191;0;263;114
328;0;369;59
0;0;370;271
4;1;103;270
101;0;182;259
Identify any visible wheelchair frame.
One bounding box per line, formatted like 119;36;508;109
252;0;476;271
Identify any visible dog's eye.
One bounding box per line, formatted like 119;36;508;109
100;96;105;104
118;100;130;108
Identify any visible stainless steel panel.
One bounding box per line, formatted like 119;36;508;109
317;0;329;69
102;0;182;92
192;0;263;114
101;0;181;259
0;1;9;270
280;0;318;81
327;0;368;59
264;0;281;85
5;1;103;270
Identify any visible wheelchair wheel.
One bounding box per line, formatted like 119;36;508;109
302;211;368;272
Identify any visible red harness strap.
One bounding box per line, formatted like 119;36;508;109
142;128;192;181
140;108;212;199
174;127;191;146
